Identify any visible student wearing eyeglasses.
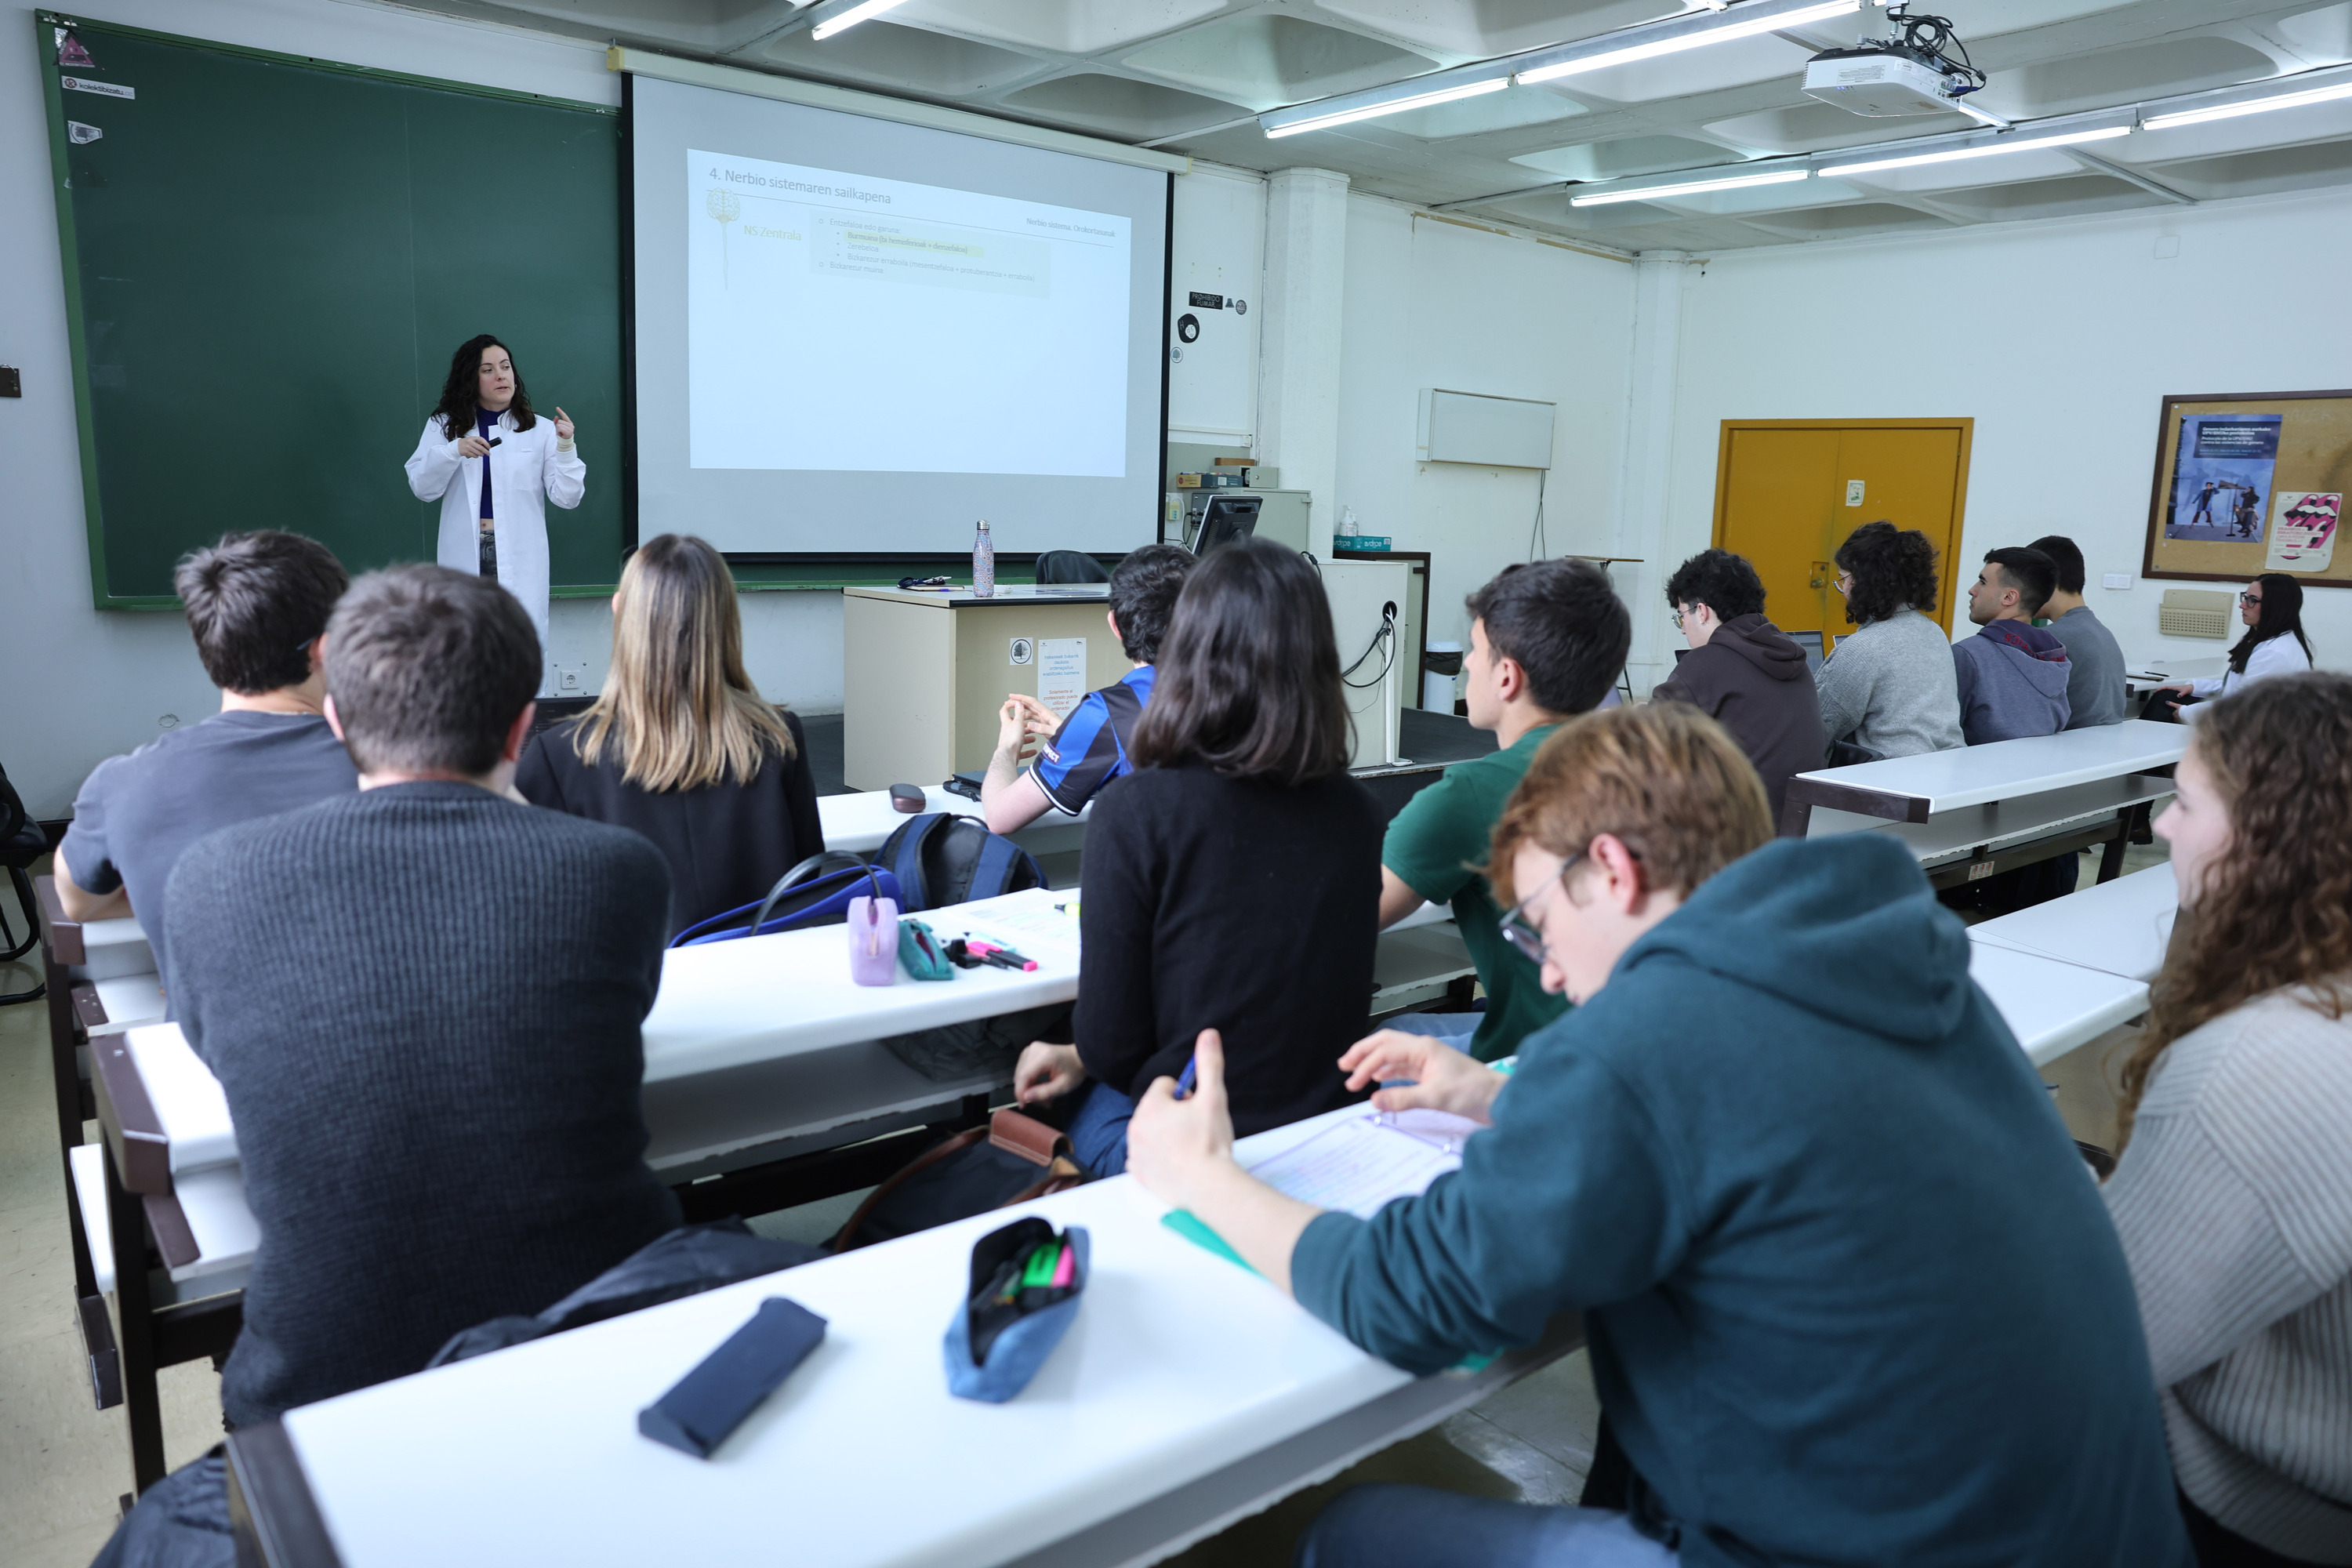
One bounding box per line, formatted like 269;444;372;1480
2147;574;2314;721
1127;703;2192;1568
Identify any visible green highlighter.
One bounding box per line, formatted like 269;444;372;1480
1162;1210;1258;1276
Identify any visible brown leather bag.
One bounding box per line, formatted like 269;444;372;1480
830;1109;1083;1252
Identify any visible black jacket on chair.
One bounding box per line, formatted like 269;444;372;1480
516;713;825;938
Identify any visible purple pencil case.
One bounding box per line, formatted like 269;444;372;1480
848;895;899;985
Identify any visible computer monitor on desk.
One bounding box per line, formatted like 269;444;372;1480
1185;495;1260;556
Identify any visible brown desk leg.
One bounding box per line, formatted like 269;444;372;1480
102;1116;167;1493
2097;815;2131;884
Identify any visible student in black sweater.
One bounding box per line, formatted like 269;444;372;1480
167;565;682;1427
1014;536;1381;1175
517;533;822;937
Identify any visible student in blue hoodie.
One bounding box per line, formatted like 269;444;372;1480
1127;704;2190;1568
1953;546;2071;744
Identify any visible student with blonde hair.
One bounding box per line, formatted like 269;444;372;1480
517;533;822;935
2105;672;2352;1567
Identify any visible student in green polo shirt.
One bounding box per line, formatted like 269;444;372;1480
1375;558;1630;1060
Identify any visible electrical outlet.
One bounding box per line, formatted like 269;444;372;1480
559;669;581;692
2102;573;2132;591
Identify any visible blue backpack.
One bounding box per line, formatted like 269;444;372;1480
877;815;1045;913
670;852;901;948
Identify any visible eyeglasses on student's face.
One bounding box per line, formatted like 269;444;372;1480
2239;591;2263;605
1498;852;1587;967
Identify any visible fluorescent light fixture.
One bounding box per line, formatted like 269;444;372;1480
2143;79;2352;131
1571;167;1810;205
1817;123;2129;177
811;0;911;41
1263;76;1510;138
1515;0;1860;85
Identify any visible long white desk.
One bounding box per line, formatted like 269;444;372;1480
1788;720;2187;828
228;1105;1583;1568
815;788;1090;858
1969;863;2178;982
1966;941;2148;1067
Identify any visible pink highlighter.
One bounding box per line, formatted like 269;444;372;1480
848;895;899;986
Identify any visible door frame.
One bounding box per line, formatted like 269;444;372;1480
1710;417;1976;636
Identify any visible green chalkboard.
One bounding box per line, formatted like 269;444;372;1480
38;14;626;608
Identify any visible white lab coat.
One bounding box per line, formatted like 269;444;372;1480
403;410;586;662
2189;633;2310;700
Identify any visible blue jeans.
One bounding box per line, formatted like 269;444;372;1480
1298;1486;1679;1568
1381;1012;1481;1051
1065;1080;1137;1178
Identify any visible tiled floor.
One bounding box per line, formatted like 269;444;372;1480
0;840;2156;1564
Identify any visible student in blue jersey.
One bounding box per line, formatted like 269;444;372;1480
1127;703;2194;1568
981;543;1194;834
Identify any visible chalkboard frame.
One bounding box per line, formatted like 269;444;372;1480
37;11;627;609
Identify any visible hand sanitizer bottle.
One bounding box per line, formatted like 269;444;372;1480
972;520;996;598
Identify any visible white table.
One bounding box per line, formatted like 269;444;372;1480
2125;656;2226;699
1789;720;2187;827
1965;941;2149;1068
816;788;1090;858
230;1105;1582;1568
1969;863;2178;982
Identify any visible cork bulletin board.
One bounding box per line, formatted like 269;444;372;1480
2145;390;2352;587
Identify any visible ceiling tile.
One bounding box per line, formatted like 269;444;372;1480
2146;133;2352;196
1510;134;1741;180
895;0;1229;57
997;72;1252;138
2272;0;2352;62
1738;201;1956;238
1971;35;2280;118
1918;171;2170;220
1305;0;1685;59
1704;100;1978;154
760;20;1047;95
1118;13;1439;110
1830;146;2089;191
1549;34;1818;105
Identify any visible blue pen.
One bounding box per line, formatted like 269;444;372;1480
1175;1054;1197;1100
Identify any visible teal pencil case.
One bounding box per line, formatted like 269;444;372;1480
898;917;954;982
944;1218;1088;1403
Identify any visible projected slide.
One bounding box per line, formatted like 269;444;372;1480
688;151;1131;477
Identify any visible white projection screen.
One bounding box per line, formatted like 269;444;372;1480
627;74;1172;558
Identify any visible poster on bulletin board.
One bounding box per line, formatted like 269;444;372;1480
2144;390;2352;587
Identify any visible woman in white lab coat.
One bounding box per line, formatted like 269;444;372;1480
403;334;584;670
2147;572;2314;720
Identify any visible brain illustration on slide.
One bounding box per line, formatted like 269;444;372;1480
687;150;1131;477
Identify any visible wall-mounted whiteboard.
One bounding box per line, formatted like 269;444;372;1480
1416;389;1556;469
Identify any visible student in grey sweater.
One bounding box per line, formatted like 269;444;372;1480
167;565;681;1426
2106;674;2352;1566
2030;535;2128;727
1952;546;2071;744
1813;521;1963;759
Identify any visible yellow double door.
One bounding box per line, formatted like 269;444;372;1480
1711;420;1973;648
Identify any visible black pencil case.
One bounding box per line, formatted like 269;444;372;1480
638;1295;827;1458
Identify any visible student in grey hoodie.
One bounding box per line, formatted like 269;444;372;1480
1651;549;1824;828
1813;521;1963;760
1954;546;2071;745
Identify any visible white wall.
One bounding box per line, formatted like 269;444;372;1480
1646;189;2352;689
0;0;842;817
1337;202;1637;646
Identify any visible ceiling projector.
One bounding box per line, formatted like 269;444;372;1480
1804;6;1987;117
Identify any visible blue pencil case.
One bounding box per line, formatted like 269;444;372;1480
944;1218;1089;1403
